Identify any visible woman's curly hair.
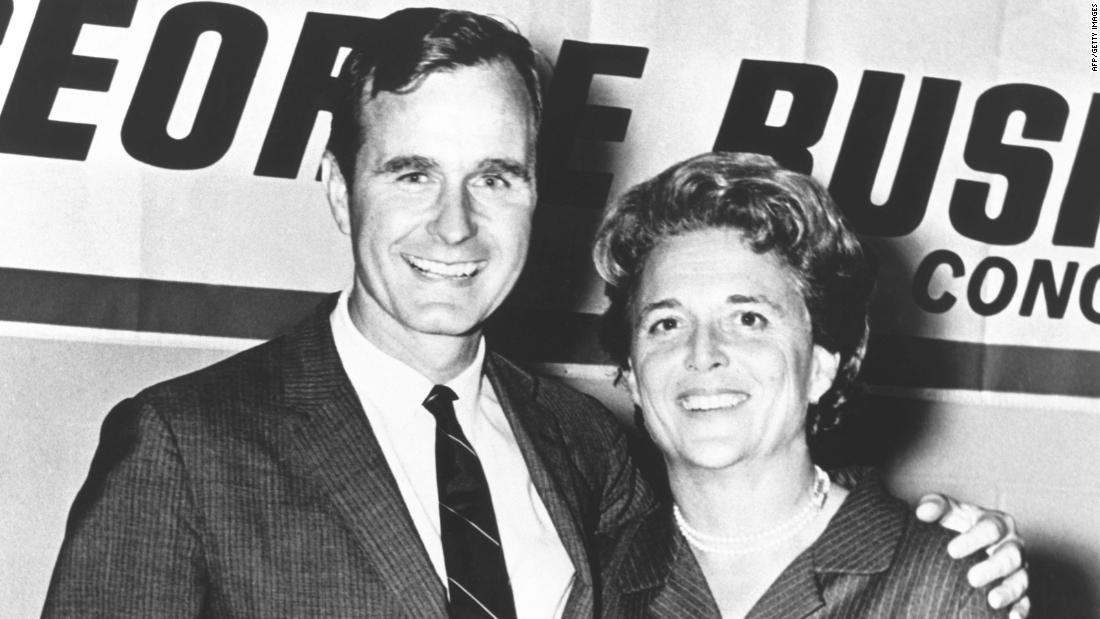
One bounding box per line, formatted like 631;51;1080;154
592;151;876;437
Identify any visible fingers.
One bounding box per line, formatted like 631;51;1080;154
1007;594;1031;619
914;493;948;522
916;493;983;531
986;568;1030;612
967;538;1025;587
917;493;1029;615
948;512;1015;558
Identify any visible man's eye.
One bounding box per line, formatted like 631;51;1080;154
397;172;429;184
474;175;511;190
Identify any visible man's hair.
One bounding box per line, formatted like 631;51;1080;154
326;7;543;181
592;151;876;437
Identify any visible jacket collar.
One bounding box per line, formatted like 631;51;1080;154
273;295;448;617
807;471;905;574
623;505;721;618
748;471;904;618
616;470;904;618
484;353;595;612
272;300;597;615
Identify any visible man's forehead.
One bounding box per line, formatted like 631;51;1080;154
354;62;538;166
359;60;536;122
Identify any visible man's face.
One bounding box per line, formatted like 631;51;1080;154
324;61;537;353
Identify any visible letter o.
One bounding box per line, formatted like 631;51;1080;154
1079;264;1100;324
967;256;1017;316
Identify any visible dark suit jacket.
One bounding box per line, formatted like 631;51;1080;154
601;472;1004;618
44;298;653;617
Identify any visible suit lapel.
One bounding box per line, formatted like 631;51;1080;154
619;512;818;619
743;552;823;619
616;508;721;618
614;471;901;619
650;549;721;619
747;472;901;619
276;299;446;616
484;354;594;613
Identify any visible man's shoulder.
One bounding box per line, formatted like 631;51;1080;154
129;301;338;421
485;351;633;453
138;335;287;403
487;352;620;419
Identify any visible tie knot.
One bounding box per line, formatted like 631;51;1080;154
423;384;459;420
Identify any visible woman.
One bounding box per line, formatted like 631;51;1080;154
593;152;1008;617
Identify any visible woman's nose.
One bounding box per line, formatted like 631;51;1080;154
685;324;729;371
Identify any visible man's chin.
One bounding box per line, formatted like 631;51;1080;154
402;308;488;338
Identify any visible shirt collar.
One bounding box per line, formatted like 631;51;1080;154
330;288;486;415
447;335;486;419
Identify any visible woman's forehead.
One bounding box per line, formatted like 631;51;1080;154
636;229;807;310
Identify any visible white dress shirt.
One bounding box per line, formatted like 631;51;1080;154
330;290;575;618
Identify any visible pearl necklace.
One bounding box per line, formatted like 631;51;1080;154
674;465;831;556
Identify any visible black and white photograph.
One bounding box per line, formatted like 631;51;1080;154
1;0;1096;616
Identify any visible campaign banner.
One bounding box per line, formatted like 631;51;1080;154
0;0;1097;398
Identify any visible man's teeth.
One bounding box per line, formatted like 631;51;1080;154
679;393;748;411
406;255;482;278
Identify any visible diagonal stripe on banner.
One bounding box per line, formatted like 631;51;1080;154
2;267;1099;398
0;267;326;339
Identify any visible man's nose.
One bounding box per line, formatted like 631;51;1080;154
427;182;477;244
685;324;729;372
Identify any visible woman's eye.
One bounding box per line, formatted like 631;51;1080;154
648;317;679;334
738;312;767;328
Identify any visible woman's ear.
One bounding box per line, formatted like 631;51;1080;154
623;362;643;407
809;345;840;404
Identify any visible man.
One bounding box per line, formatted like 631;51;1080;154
44;7;1027;618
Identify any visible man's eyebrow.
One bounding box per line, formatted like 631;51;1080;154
476;158;532;182
375;155;438;174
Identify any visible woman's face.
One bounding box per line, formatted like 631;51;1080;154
625;228;839;473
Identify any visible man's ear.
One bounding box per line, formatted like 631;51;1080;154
321;151;352;236
809;345;840;404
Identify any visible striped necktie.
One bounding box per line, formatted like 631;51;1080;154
423;385;517;619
